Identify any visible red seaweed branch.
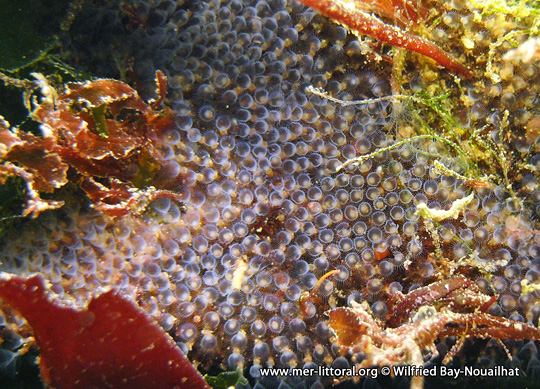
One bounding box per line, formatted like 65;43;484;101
328;276;540;389
386;275;493;327
296;0;473;79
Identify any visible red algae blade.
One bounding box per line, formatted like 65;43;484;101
0;272;210;389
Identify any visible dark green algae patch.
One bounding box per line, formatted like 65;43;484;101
0;0;73;72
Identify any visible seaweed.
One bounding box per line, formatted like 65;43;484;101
0;272;210;389
0;71;184;217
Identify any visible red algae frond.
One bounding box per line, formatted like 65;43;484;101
0;71;182;217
